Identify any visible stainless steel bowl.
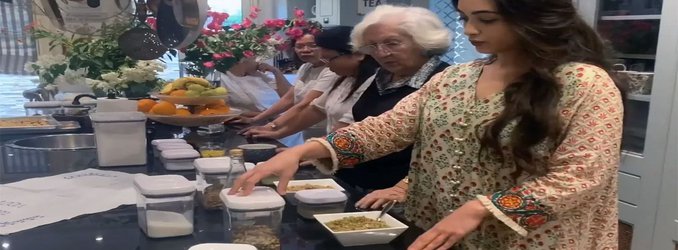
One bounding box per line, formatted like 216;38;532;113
3;134;98;174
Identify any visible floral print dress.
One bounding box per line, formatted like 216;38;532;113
310;61;623;249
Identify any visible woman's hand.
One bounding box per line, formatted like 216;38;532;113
229;116;256;124
355;186;407;210
243;126;281;139
257;63;281;74
408;200;489;250
229;149;302;195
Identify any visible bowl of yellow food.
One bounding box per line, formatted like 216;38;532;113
313;211;409;246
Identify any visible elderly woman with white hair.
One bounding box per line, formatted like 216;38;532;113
246;5;451;194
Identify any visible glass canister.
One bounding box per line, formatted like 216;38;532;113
199;142;226;158
220;187;285;250
295;189;347;219
134;175;195;238
194;153;255;210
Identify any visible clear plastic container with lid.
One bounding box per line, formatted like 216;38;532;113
134;175;195;238
155;142;193;158
160;149;200;171
194;154;254;210
220;187;285;250
152;139;187;158
295;189;347;219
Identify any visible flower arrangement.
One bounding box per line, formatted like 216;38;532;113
182;7;322;76
24;20;169;97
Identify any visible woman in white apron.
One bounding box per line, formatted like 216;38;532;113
234;31;340;141
244;26;380;139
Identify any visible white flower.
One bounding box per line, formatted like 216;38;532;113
35;54;67;69
101;72;122;84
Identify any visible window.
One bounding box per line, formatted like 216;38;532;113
429;0;483;64
0;0;39;117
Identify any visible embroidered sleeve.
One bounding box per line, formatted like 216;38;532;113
477;64;624;236
309;70;450;174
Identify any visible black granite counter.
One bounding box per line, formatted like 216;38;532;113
0;122;424;250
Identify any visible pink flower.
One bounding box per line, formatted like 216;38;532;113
294;19;307;27
207;20;222;30
249;12;258;19
285;28;304;38
275;19;287;28
242;18;253;28
202;29;218;36
294;8;305;18
220;52;234;58
203;61;215;68
250;6;261;13
243;50;255;58
146;17;157;30
263;19;277;29
213;53;225;60
231;24;243;30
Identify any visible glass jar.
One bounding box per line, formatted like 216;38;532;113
134;175;195;238
199;142;226;158
295;189;347;219
220;187;285;250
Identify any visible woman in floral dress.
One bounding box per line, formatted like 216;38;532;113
231;0;626;249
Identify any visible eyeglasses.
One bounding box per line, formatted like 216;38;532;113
357;40;404;55
319;53;348;64
294;44;318;50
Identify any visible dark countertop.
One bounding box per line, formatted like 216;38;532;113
0;122;424;250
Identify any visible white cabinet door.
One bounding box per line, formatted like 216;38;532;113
576;0;678;249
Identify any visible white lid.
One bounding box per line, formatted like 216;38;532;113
295;189;347;204
134;174;195;196
194;157;256;174
91;111;146;122
188;243;257;250
220;187;285;210
24;101;64;108
161;149;200;160
152;139;187;146
157;143;193;151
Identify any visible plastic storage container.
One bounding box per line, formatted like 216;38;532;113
91;111;147;167
195;157;256;209
156;143;194;158
160;149;200;171
295;189;347;219
152;139;187;158
134;175;195;238
220;187;285;250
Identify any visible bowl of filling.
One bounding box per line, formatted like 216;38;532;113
313;211;409;246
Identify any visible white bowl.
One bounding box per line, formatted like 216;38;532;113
188;243;257;250
274;178;346;193
313;211;409;247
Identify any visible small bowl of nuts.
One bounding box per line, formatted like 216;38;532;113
314;211;409;247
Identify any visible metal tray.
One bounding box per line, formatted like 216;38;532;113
0;116;60;133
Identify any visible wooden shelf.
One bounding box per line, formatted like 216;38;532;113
600;15;661;21
628;94;651;102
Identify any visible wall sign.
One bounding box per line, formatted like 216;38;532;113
358;0;386;15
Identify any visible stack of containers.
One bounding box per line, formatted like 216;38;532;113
151;139;200;171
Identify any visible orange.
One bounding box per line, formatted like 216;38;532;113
137;99;157;113
213;106;230;114
169;90;187;96
198;109;221;116
175;108;191;116
149;101;177;115
194;105;207;114
206;99;226;108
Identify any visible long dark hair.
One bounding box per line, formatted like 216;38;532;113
452;0;627;175
328;55;380;102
